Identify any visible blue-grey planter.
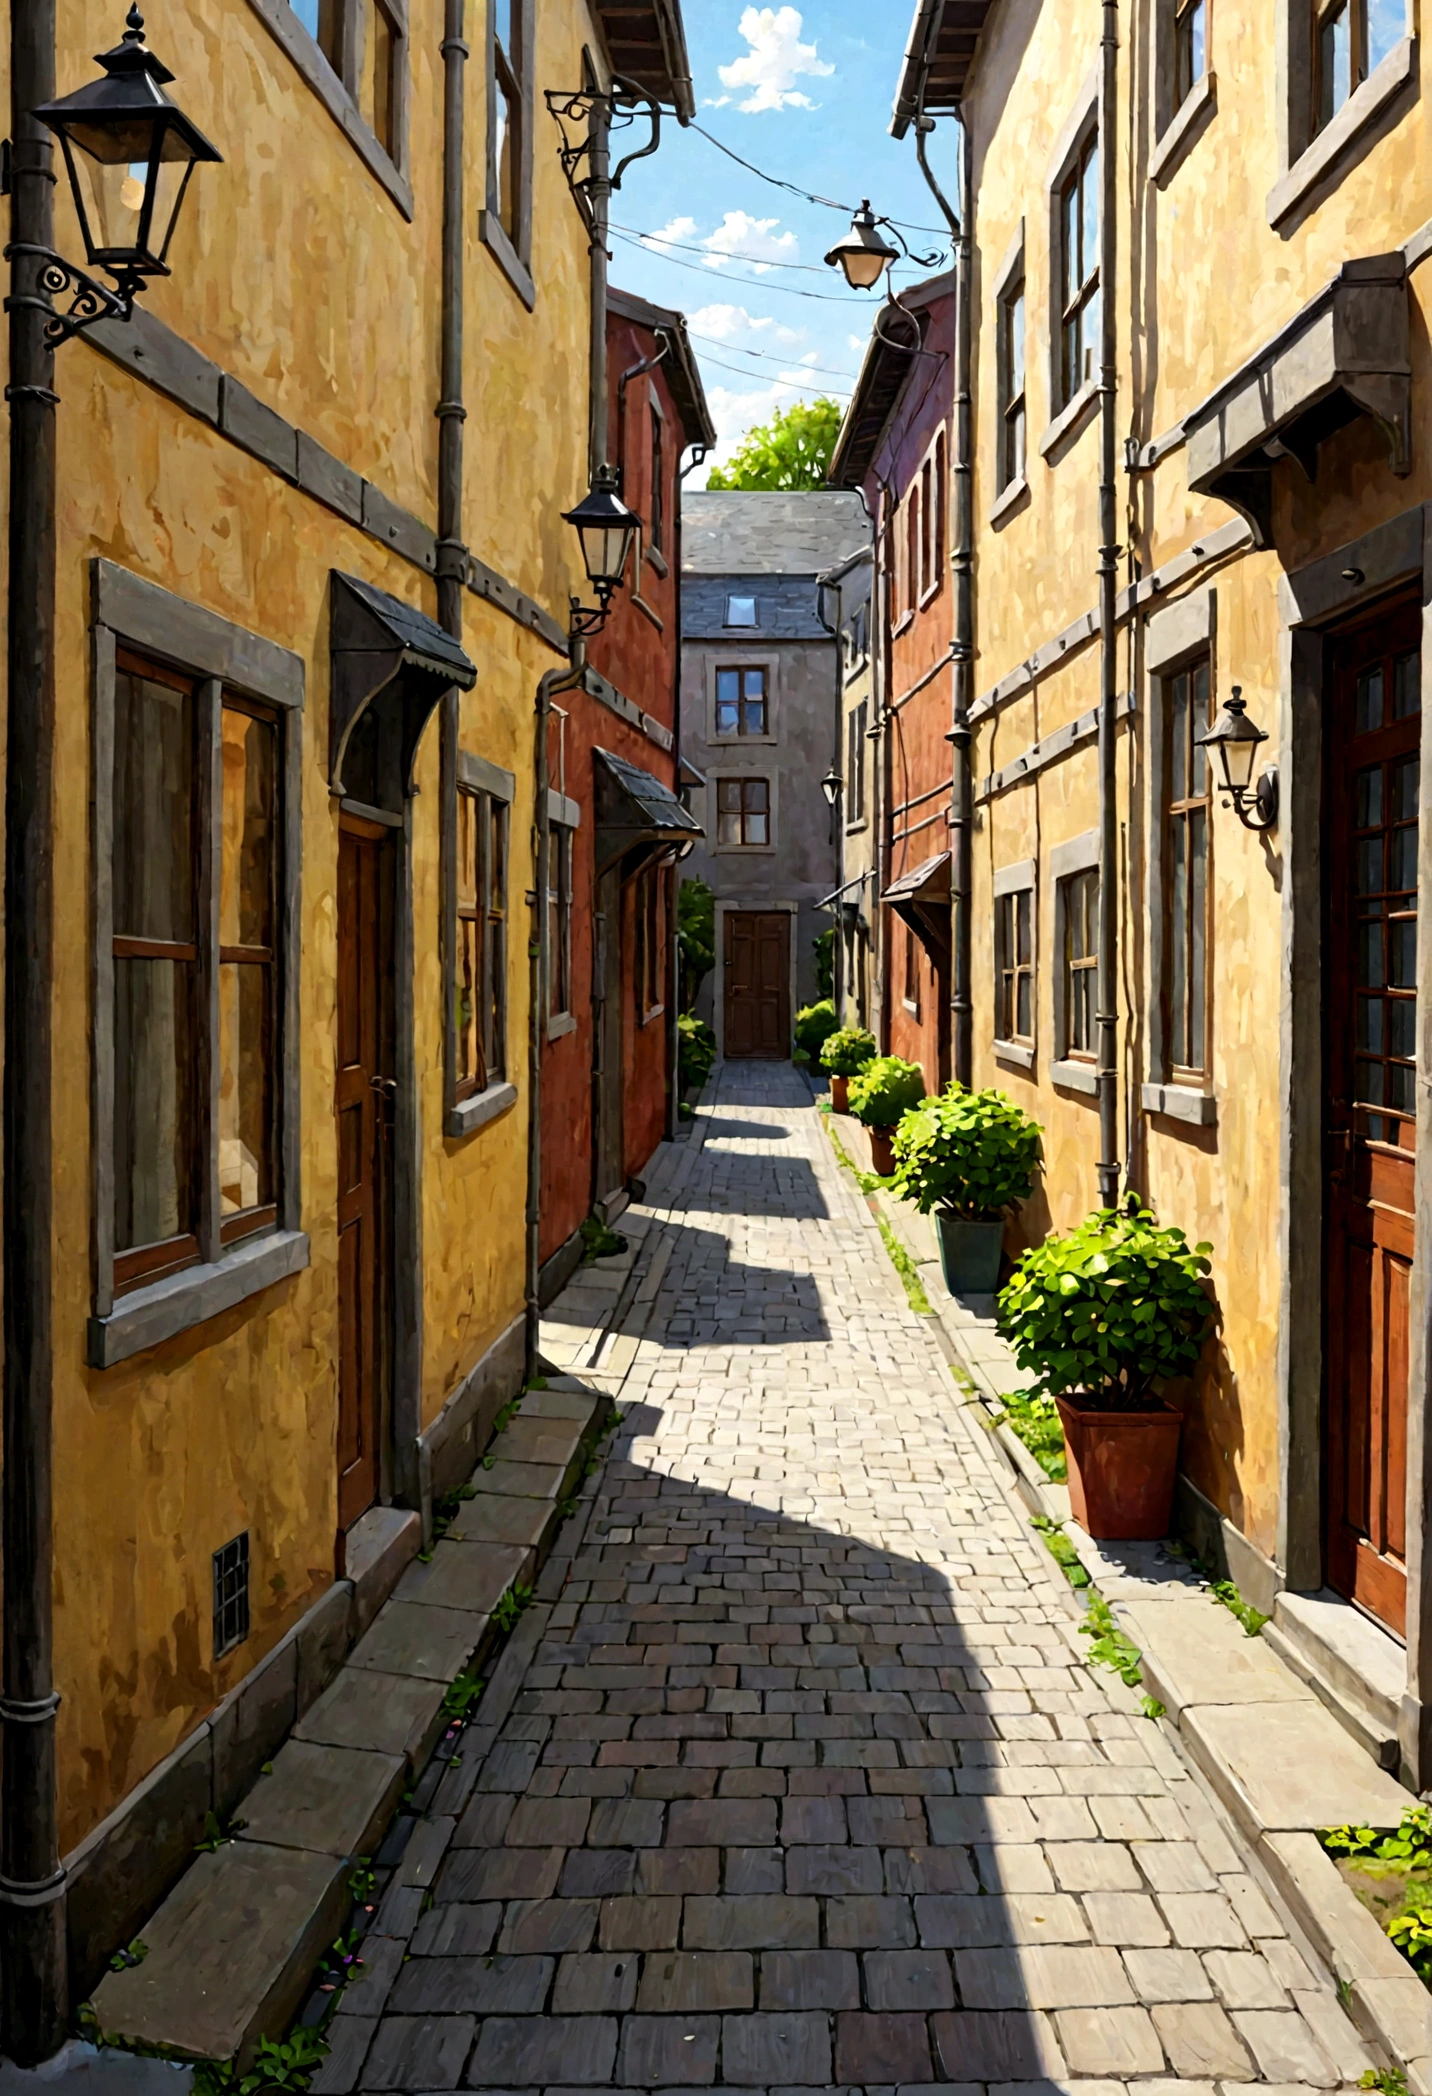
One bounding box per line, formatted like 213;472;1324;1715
935;1213;1005;1295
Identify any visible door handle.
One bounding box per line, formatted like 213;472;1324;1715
370;1075;397;1095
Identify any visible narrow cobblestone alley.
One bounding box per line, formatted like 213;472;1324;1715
335;1062;1374;2096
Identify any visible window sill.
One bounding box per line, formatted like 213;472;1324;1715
639;1004;666;1029
89;1228;311;1370
479;210;536;310
711;733;778;747
995;1038;1036;1071
645;546;670;579
902;998;921;1017
713;842;775;854
844;818;869;836
918;581;944;611
990;474;1030;528
445;1078;518;1140
1142;1080;1217;1126
1052;1057;1099;1095
892;612;915;638
1039;378;1099;464
1268;37;1417;227
242;0;413;218
547;1012;578;1042
1152;70;1217;187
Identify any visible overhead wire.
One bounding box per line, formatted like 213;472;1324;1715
687;120;960;239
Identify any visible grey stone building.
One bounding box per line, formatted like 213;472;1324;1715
680;491;870;1058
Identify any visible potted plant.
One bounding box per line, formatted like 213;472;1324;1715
997;1198;1214;1540
889;1085;1042;1294
793;998;838;1067
846;1056;926;1174
820;1024;877;1113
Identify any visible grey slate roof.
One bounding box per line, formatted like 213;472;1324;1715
682;573;834;643
681;490;869;576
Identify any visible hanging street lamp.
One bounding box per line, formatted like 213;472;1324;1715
562;465;640;638
1195;686;1279;830
821;768;844;807
30;5;221;344
824;201;902;291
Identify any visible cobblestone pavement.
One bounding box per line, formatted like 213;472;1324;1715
342;1061;1373;2094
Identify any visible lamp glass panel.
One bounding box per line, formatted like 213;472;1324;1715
841;247;888;289
580;520;633;588
67;126;194;267
1217;731;1258;794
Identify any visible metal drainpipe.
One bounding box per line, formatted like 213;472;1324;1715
908;109;972;1088
1096;0;1122;1208
2;0;68;2060
587;88;612;480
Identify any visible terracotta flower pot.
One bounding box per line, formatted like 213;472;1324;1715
867;1125;897;1174
830;1074;849;1113
1055;1394;1183;1541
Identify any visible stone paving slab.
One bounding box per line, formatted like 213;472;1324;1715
339;1066;1383;2096
236;1739;406;1858
395;1539;531;1614
294;1667;448;1772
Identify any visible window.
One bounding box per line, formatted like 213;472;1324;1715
212;1532;251;1658
848;601;868;669
1163;657;1212;1077
547;821;574;1024
1060;867;1099;1058
633;868;664;1019
484;0;531;289
846;700;868;826
903;921;921;1013
112;651;280;1295
455;785;508;1097
996;888;1035;1045
1058;129;1100;408
1314;0;1402;130
286;0;406;166
725;594;758;628
904;484;920;619
716;777;770;847
1175;0;1206;103
999;275;1027;489
649;405;665;553
715;666;768;737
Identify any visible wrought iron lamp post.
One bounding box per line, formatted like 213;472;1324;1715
1195;686;1279;830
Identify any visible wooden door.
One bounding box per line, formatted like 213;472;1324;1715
1324;602;1421;1636
336;816;393;1531
724;911;789;1058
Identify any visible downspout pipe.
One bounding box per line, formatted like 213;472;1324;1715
2;0;68;2060
1096;0;1121;1207
587;89;612;479
908;105;972;1088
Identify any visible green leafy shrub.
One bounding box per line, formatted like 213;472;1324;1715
889;1084;1042;1218
820;1025;877;1077
677;879;715;1010
995;1387;1067;1481
814;927;835;999
678;1012;716;1091
1387;1901;1432;1983
846;1055;926;1130
998;1196;1214;1409
794;999;838;1059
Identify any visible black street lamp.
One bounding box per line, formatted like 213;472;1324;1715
824;201;901;291
31;5;221;343
821;768;843;807
1195;686;1278;830
562;465;640;638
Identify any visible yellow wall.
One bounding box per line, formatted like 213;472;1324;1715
44;0;603;1849
962;0;1432;1562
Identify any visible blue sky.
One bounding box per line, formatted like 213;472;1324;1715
606;5;962;482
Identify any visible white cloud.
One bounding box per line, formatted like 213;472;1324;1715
717;6;834;113
687;301;804;349
702;211;800;272
640;215;698;257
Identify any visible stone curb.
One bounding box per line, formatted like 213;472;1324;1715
816;1109;1432;2089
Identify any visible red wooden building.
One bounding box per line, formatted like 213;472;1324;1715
538;289;714;1299
829;272;957;1094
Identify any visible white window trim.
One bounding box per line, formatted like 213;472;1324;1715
993;858;1037;1069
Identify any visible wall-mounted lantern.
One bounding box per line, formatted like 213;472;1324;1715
820;768;844;807
1195;685;1278;831
824;201;901;291
32;6;221;344
562;465;640;638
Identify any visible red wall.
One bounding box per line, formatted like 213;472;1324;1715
539;304;695;1265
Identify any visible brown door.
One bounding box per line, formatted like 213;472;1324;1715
336;815;394;1531
1324;601;1420;1636
724;910;789;1058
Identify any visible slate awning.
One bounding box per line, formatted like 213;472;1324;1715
1185;256;1411;547
329;571;475;797
884;850;952;961
594;747;703;876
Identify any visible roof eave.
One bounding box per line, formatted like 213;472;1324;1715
594;0;696;123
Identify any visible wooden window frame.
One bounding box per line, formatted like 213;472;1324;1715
998;273;1027;493
993;862;1037;1058
1057;127;1100;413
649;397;666;556
89;561;306;1370
902;918;922;1017
445;749;517;1135
846;699;868;829
453;787;509;1103
1175;0;1207;104
712;662;773;741
245;0;412;213
715;775;772;849
634;866;664;1025
1161;654;1214;1081
1061;868;1099;1059
548;819;575;1027
482;0;536;306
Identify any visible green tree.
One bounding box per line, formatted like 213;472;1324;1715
677;877;715;1011
706;397;843;491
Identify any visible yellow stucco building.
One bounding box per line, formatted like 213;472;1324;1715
0;0;692;2042
894;0;1432;1786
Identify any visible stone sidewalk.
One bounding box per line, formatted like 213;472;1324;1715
321;1060;1387;2095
